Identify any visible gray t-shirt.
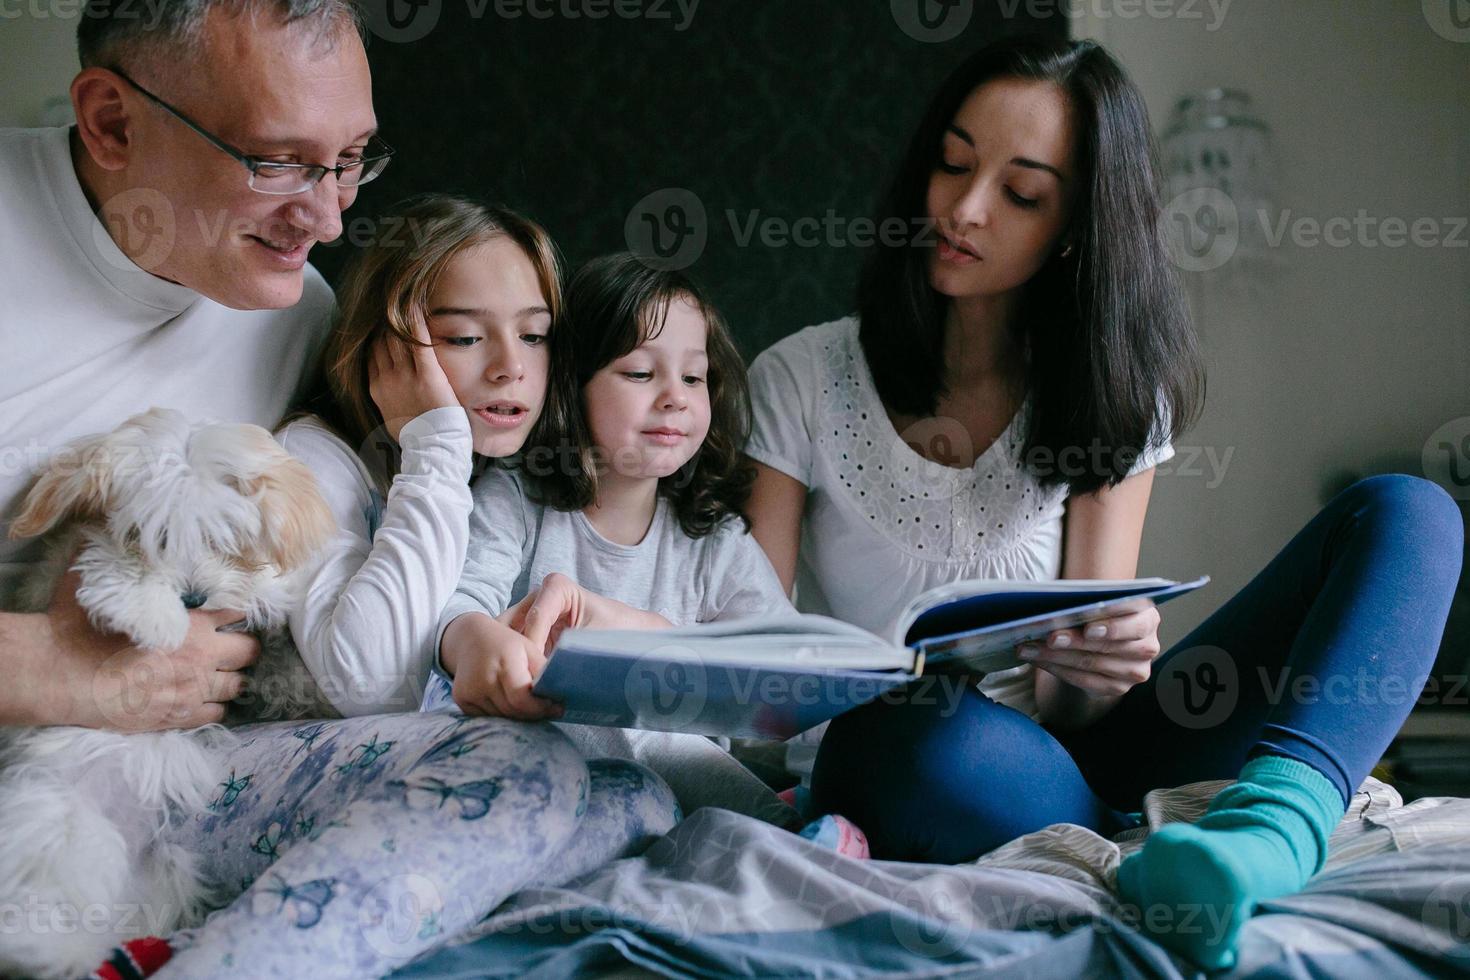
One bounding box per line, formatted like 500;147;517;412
426;466;799;825
438;466;792;644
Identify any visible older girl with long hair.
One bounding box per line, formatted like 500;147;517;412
153;195;678;977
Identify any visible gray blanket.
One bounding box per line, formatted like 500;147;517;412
397;780;1470;978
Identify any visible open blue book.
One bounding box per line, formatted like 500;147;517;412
530;575;1208;739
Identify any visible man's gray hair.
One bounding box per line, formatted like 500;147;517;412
78;0;365;74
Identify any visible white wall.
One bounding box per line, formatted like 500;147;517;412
1073;0;1470;650
0;9;80;128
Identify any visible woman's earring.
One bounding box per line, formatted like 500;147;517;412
1060;243;1075;258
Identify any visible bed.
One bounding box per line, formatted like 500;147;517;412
388;757;1470;979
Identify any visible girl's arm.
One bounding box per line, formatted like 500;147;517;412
434;476;569;720
498;571;674;660
281;409;474;716
1032;468;1163;731
434;465;536;669
745;460;807;595
440;608;565;719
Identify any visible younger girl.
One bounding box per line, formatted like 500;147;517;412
434;252;794;714
426;253;819;830
150;197;677;978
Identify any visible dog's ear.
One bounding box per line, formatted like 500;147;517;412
239;433;336;572
9;434;113;539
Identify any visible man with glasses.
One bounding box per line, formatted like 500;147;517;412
0;0;383;731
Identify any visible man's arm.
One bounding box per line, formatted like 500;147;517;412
0;610;63;725
0;570;260;730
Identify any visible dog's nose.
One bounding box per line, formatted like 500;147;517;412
181;591;208;610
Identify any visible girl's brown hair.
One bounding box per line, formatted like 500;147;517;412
527;253;753;538
292;194;563;488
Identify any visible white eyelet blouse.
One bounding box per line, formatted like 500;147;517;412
747;317;1172;717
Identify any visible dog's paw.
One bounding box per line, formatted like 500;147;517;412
73;547;193;651
88;588;191;651
130;607;192;651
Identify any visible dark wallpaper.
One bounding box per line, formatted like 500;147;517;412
313;0;1067;358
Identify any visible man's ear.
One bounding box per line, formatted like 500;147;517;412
71;67;135;172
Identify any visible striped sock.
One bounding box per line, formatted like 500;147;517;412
88;936;173;980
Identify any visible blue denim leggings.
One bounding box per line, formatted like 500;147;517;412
811;476;1465;863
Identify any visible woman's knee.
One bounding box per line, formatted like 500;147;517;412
816;681;975;787
1341;475;1464;561
812;684;1076;861
819;680;1050;780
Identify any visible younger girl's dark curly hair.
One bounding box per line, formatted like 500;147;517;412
526;253;754;538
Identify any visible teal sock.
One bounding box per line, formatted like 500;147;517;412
1116;755;1345;970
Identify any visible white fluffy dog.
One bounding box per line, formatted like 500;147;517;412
0;407;337;978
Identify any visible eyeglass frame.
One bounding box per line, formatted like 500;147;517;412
108;68;394;195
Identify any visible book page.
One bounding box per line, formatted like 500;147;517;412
555;615;914;671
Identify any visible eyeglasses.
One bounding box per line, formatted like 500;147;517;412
111;69;394;196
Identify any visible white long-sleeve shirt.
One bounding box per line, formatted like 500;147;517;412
0;125;332;603
276;407;474;715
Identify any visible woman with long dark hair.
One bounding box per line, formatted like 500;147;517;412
744;35;1462;969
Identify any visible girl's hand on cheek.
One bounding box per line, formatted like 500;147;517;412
367;315;460;442
1017;602;1162;698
